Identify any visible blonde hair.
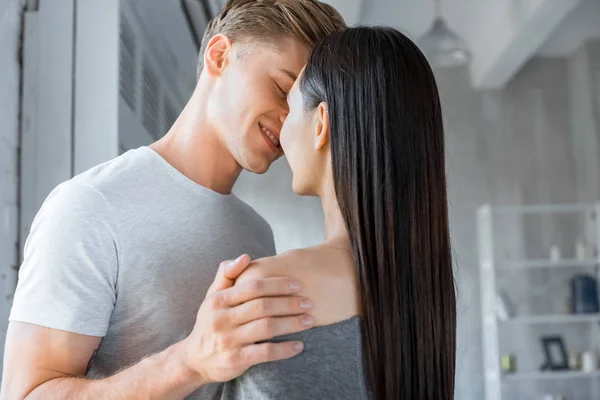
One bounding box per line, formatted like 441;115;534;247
197;0;346;79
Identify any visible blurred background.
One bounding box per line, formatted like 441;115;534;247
2;0;600;399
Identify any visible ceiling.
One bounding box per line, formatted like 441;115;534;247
135;0;600;90
361;0;495;46
538;0;600;56
361;0;600;55
359;0;600;88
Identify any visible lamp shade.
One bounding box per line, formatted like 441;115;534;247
418;17;470;68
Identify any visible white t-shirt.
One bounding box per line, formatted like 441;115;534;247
10;147;276;399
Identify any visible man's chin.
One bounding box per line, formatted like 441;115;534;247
248;167;269;175
242;158;274;175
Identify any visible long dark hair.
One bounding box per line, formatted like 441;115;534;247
300;27;456;399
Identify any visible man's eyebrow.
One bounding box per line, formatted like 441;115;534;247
279;68;297;82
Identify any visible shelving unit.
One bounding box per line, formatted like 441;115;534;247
503;371;600;381
478;203;600;400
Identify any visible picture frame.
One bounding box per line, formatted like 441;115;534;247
540;336;569;371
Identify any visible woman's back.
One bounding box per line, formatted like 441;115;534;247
221;246;368;399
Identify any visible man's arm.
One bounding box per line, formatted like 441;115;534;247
2;256;314;400
2;323;200;400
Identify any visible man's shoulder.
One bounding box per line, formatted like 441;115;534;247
230;196;274;236
71;147;149;196
43;179;108;214
35;148;154;228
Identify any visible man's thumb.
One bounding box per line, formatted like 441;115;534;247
224;254;251;280
207;254;251;295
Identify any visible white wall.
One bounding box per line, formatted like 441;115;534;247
569;41;600;203
0;0;22;371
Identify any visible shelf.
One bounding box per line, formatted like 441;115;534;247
503;371;600;381
492;204;594;214
502;259;598;269
501;314;600;324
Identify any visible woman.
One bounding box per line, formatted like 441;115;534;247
223;26;456;399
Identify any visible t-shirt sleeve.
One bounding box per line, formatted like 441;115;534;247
265;223;276;256
9;180;119;337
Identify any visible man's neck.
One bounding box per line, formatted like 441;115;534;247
150;89;242;195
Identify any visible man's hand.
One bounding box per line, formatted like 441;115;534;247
182;254;314;384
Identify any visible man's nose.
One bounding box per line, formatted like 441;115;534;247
279;112;287;125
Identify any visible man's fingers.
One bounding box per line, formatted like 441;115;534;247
235;315;314;345
220;277;303;307
207;255;250;296
239;341;304;367
230;296;313;325
223;254;251;280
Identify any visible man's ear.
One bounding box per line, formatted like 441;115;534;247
204;34;233;77
314;102;330;151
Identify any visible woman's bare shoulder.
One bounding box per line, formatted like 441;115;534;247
237;245;361;326
240;245;353;280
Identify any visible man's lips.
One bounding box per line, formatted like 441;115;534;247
259;122;280;147
259;122;282;156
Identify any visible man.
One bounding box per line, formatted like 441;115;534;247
1;1;346;398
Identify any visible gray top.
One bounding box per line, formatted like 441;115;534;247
222;316;371;400
10;147;276;399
